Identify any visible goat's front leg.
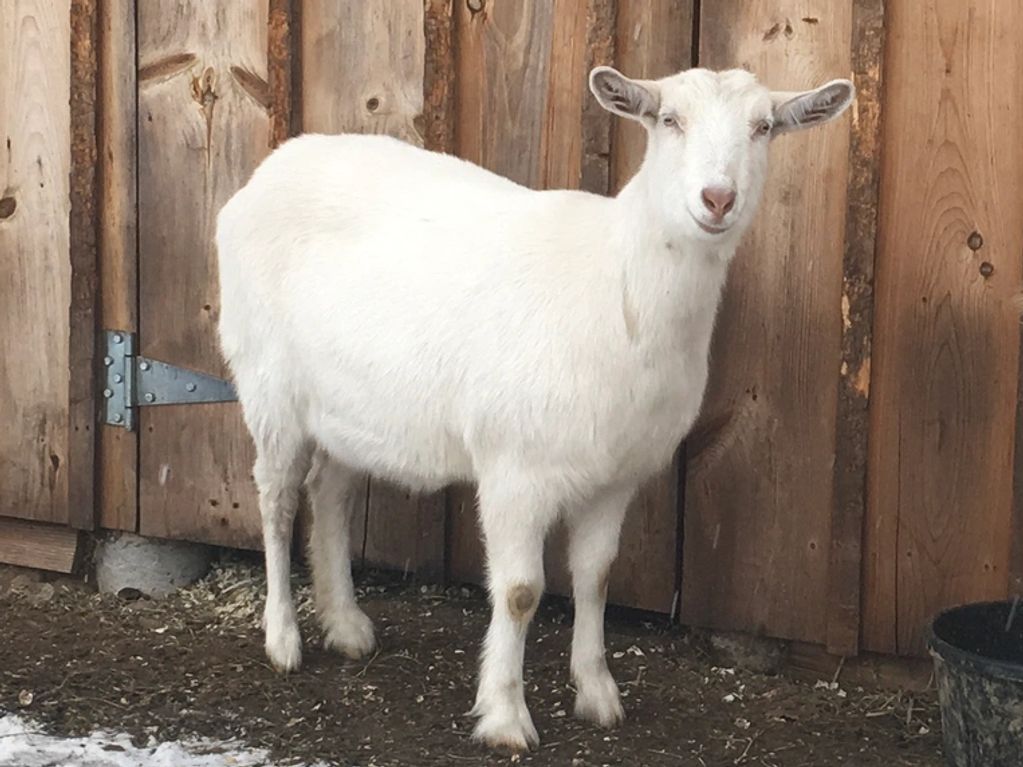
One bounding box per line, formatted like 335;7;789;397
566;486;634;727
471;478;557;752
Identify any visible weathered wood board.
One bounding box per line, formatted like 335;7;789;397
0;0;73;525
682;1;854;643
98;0;139;532
864;0;1023;655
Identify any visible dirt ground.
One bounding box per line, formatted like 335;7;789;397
0;556;943;767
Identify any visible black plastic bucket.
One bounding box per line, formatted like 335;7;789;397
928;600;1023;767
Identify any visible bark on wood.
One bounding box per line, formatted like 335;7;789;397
826;0;885;658
68;0;100;530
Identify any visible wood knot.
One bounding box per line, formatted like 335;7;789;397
366;96;380;112
0;196;15;219
763;19;794;41
979;261;994;278
191;66;218;107
966;231;983;251
467;0;485;14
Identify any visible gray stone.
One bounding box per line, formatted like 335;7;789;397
94;532;212;598
704;629;788;675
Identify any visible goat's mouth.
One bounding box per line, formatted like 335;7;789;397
689;211;731;235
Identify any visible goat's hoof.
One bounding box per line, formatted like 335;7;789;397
265;623;303;673
472;704;539;753
323;608;376;660
574;678;625;728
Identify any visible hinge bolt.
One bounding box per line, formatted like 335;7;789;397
139;361;151;371
144;392;156;403
103;356;114;367
185;383;197;393
113;374;123;384
113;334;123;344
103;388;113;398
112;413;123;423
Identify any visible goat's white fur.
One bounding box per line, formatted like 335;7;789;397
216;67;853;751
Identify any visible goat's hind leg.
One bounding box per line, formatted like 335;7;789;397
254;429;311;673
306;450;375;659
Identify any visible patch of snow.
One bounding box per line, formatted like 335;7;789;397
0;714;322;767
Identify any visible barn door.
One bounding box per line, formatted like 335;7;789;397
127;1;451;571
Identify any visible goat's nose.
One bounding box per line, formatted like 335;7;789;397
701;186;737;219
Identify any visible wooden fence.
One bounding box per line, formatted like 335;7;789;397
2;0;1021;660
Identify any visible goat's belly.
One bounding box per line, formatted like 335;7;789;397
307;403;473;491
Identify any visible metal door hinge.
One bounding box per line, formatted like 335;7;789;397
101;330;237;431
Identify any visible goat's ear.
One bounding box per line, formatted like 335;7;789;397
770;79;855;137
589;66;660;125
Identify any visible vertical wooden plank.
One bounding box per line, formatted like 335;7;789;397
301;1;450;578
446;0;553;590
413;0;457;583
538;1;588;190
423;0;457;156
865;0;1023;655
538;0;617;601
607;0;694;614
302;1;424;141
610;0;694;193
0;0;72;524
825;0;885;657
455;0;555;187
268;0;295;146
683;2;853;643
448;0;556;587
97;0;139;532
68;0;100;530
448;484;483;585
137;2;270;547
580;0;616;195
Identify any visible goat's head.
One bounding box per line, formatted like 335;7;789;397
590;66;854;244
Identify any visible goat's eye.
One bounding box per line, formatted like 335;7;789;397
661;115;682;131
753;119;772;138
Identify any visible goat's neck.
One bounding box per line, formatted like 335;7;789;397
611;170;734;354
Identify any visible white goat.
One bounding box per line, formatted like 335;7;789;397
215;66;853;751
